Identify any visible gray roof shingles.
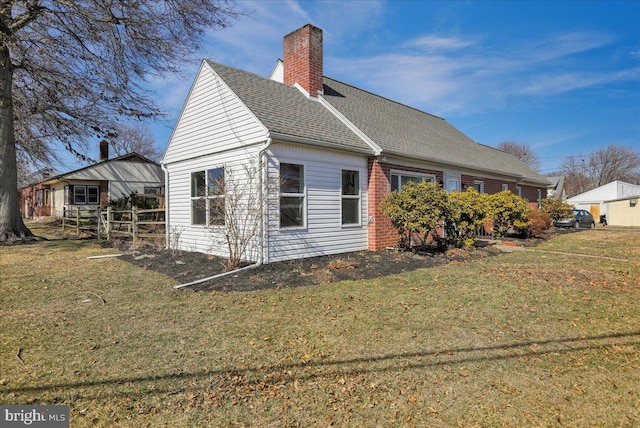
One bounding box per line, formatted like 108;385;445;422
207;60;549;185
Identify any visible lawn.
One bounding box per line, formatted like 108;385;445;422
1;227;639;427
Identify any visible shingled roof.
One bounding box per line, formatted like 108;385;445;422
206;61;371;153
207;60;549;185
322;77;549;184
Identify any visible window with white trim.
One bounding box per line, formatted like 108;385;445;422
87;186;99;204
341;170;360;225
280;163;305;228
473;180;484;193
390;172;435;192
191;168;225;226
517;186;522;197
72;185;99;205
502;183;509;191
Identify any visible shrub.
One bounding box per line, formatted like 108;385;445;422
108;192;159;210
526;210;552;237
539;199;573;223
487;191;531;237
379;181;450;249
446;189;493;247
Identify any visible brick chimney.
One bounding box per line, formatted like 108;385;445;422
283;24;323;97
99;140;109;161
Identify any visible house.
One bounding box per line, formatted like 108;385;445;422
162;24;550;263
546;176;567;201
566;180;640;222
19;143;164;219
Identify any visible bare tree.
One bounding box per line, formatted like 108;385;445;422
497;140;541;171
1;1;239;241
207;164;261;270
559;144;640;197
106;123;163;162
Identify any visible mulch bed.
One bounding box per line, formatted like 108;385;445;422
114;229;580;293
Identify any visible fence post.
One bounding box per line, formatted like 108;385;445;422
62;207;66;231
106;206;112;241
97;207;102;240
132;206;138;244
75;208;80;236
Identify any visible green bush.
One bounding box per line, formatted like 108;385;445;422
487;191;531;237
539;199;573;223
446;189;493;247
379;181;449;249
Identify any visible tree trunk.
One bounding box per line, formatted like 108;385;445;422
0;45;33;241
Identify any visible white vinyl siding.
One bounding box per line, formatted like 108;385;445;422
163;62;268;164
165;148;262;261
266;143;368;262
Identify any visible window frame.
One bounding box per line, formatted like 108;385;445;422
190;167;225;227
87;186;99;204
73;186;86;204
341;169;361;226
502;183;510;191
473;180;485;193
279;162;306;229
390;170;435;192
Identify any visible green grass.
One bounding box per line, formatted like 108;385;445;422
1;227;639;427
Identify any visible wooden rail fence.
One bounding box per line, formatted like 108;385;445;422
62;207;165;243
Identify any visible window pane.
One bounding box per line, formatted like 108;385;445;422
192;199;206;225
342;170;359;195
208;197;225;226
390;174;399;192
280;163;303;193
88;186;99;204
280;196;304;227
401;175;422;188
207;168;224;196
191;171;206;197
342;198;359;225
473;182;483;193
446;178;459;192
74;186;86;204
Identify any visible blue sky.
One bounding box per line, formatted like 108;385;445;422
80;0;640;174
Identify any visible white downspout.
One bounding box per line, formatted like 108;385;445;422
173;137;272;290
258;137;272;265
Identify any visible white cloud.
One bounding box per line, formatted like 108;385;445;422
331;30;638;117
406;35;476;51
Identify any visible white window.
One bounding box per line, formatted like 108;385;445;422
87;186;99;204
280;163;305;228
473;181;484;193
502;183;509;191
72;185;99;205
191;168;225;226
390;171;435;192
516;186;522;197
341;170;360;225
537;189;542;200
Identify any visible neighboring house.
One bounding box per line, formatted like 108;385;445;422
20;145;164;219
546;176;567;201
162;24;550;263
566;180;640;222
604;196;640;227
